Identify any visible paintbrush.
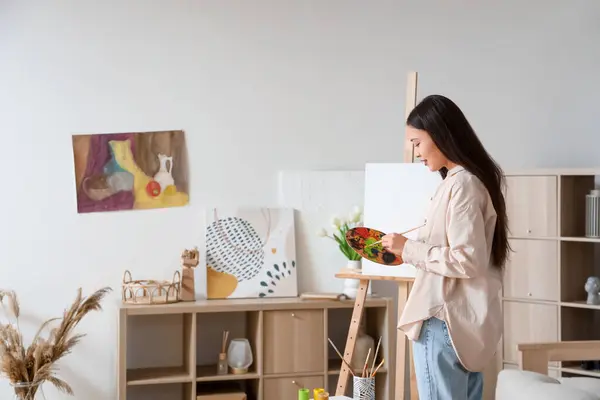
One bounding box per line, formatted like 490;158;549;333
370;358;385;377
327;338;355;376
361;347;372;378
370;336;382;376
364;224;425;249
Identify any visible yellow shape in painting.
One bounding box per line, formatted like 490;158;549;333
207;266;238;299
109;140;189;209
164;185;178;196
271;248;277;254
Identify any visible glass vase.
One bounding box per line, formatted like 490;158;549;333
11;381;46;400
227;338;253;374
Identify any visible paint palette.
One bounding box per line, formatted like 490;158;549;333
345;227;403;266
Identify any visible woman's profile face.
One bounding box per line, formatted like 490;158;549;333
406;125;448;172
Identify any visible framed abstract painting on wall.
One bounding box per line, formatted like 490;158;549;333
205;207;298;299
71;130;189;213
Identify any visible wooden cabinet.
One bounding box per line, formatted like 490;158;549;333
497;169;600;389
503;239;558;301
118;297;392;400
263;309;324;374
502;301;558;364
263;375;324;399
505;176;557;237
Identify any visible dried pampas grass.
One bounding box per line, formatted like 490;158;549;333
0;287;112;399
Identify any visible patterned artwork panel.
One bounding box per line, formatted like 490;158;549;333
205;207;298;299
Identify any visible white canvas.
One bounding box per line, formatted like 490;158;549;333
362;163;442;277
205;207;298;298
277;170;365;293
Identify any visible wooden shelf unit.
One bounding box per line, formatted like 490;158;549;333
118;297;393;400
499;169;600;382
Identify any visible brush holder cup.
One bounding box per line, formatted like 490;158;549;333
353;376;375;400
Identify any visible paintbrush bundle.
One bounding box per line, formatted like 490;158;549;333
365;336;385;378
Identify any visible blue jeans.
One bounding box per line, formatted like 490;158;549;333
412;317;483;400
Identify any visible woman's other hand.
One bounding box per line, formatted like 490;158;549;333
381;233;408;256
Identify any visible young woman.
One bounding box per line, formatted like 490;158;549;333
381;94;510;400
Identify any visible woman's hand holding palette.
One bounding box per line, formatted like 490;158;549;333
345;227;403;266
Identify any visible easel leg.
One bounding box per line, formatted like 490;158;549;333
408;283;418;399
402;71;419;399
335;279;370;396
395;282;408;399
395;282;418;399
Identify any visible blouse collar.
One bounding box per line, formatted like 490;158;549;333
447;165;465;177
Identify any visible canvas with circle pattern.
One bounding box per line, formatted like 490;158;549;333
345;227;403;266
205;207;298;299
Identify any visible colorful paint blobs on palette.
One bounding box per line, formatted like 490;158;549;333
345;227;403;266
71;130;189;213
205;208;298;299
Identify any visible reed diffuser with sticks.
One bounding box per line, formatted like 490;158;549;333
0;286;112;400
217;330;229;375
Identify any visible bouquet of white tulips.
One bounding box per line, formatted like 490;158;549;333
317;206;363;261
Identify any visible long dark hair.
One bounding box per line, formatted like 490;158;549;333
406;94;510;269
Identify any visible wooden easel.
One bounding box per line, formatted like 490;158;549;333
334;71;420;400
333;271;417;399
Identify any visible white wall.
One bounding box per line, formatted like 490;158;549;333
1;1;599;398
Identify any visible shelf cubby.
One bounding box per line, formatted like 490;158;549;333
325;304;390;398
560;175;597;238
127;382;194;400
196;310;261;379
559;306;600;374
560;240;600;304
125;313;195;386
560;306;600;342
326;306;389;375
196;380;259;400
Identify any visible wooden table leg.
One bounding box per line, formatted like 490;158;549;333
335;279;370;396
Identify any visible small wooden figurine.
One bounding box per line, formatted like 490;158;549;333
181;246;200;301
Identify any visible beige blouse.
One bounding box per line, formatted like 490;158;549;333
398;165;503;372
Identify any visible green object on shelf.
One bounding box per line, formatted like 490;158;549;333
298;388;309;400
